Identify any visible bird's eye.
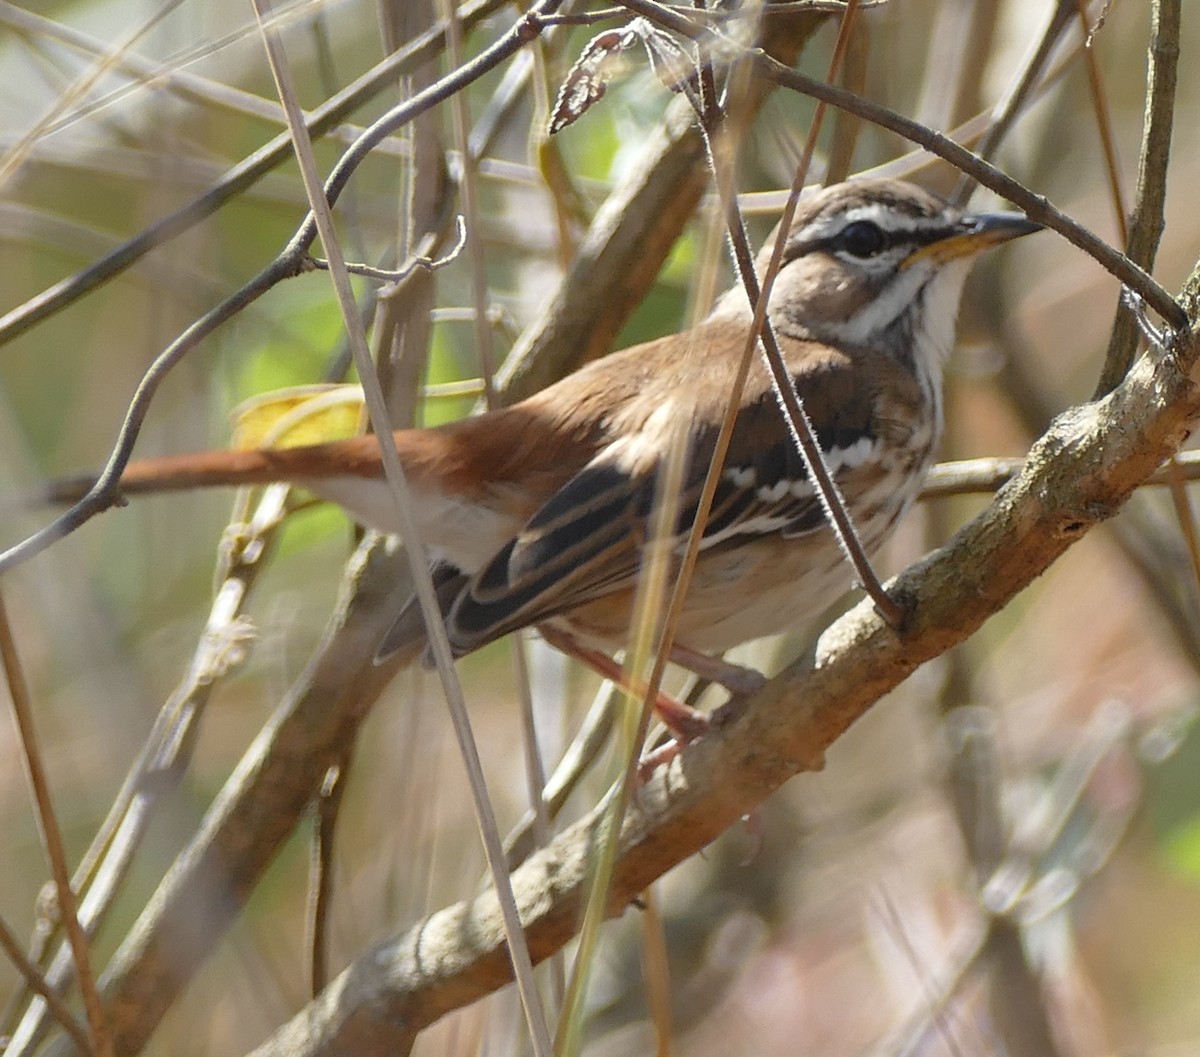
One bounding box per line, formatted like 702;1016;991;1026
833;220;887;258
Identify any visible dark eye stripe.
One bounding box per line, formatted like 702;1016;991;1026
785;219;963;262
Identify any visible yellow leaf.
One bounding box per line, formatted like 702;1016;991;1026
230;385;365;450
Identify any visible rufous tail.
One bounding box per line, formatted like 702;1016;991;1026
45;434;391;505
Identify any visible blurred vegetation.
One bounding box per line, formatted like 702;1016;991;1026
1;1;1200;1055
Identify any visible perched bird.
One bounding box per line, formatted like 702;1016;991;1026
66;179;1039;718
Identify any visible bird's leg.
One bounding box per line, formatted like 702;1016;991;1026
537;626;710;743
667;644;767;697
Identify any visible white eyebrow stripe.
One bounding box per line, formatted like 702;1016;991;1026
794;203;936;245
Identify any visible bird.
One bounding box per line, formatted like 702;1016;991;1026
62;178;1039;729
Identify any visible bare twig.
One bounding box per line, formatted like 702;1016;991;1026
308;762;349;996
252;3;555;1054
439;0;500;407
0;0;509;346
307;216;467;282
1075;0;1127;244
503;685;621;870
1093;0;1180;396
0;592;112;1057
0;911;93;1057
923;450;1200;498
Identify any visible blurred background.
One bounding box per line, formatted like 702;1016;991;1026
1;0;1200;1054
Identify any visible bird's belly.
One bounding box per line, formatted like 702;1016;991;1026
673;455;925;652
556;487;918;657
671;532;855;653
552;533;857;657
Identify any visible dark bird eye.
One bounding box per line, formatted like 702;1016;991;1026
834;220;887;258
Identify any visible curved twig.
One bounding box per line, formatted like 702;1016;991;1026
0;0;509;346
0;5;558;576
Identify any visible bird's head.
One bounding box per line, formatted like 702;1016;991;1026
714;178;1041;364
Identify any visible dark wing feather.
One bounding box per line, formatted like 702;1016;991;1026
375;562;469;663
447;457;651;650
443;342;882;653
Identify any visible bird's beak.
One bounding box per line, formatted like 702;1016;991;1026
901;210;1042;268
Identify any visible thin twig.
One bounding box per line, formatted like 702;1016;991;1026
308;761;349;997
0;2;557;577
1093;0;1180;395
0;0;509;346
0;911;93;1057
921;450;1200;499
640;886;674;1053
873;889;970;1057
887;924;989;1057
503;684;621;871
308;216;467;282
0;591;112;1057
1162;458;1200;614
252;3;556;1053
1075;0;1126;244
440;0;500;407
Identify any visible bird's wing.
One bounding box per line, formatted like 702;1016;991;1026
443;347;884;654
